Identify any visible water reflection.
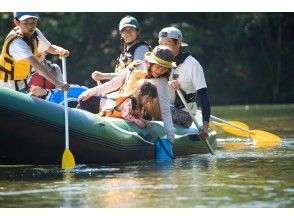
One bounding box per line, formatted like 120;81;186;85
0;105;293;207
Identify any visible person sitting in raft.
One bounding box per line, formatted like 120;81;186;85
78;45;176;143
91;15;151;85
159;27;211;140
0;12;69;93
28;51;63;99
100;80;158;128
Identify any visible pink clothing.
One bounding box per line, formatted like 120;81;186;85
120;98;146;127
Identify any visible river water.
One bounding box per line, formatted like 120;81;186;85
0;104;293;208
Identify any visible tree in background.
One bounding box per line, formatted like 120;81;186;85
1;12;293;104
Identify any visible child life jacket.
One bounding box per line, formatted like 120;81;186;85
100;95;136;118
0;27;38;82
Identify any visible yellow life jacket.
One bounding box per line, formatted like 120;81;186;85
114;41;152;74
100;95;132;118
119;60;147;94
0;27;38;82
114;53;132;74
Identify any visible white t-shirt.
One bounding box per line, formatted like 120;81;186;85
0;28;51;90
169;55;207;113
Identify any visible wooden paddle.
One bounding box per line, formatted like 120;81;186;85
176;90;215;155
199;111;282;146
61;57;75;169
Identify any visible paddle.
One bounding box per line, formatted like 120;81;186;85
210;120;249;137
198;110;282;146
176;90;215;155
61;57;75;169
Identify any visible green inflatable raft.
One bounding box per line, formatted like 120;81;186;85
0;87;217;165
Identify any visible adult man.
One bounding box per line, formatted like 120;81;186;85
78;45;175;143
91;15;151;83
0;12;69;92
158;27;211;140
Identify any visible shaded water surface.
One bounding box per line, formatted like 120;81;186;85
0;104;293;207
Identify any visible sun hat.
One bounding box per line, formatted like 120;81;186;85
145;45;176;69
14;12;39;21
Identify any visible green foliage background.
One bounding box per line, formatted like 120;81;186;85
1;12;293;105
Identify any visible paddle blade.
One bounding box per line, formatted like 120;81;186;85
250;130;282;147
209;122;218;131
62;148;75;169
220;121;250;137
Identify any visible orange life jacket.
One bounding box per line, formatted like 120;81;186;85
100;95;132;118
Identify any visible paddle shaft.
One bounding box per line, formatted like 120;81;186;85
62;57;69;149
197;110;251;134
177;90;215;155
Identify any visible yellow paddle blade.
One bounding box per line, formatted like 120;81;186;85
220;121;250;137
250;130;282;147
62;148;75;169
209;122;218;131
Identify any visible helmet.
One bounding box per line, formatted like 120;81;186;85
14;12;39;21
158;27;183;40
119;15;139;32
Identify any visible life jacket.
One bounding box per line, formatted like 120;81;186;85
115;41;152;73
100;94;134;118
29;60;58;91
119;60;147;94
119;60;164;118
0;27;38;83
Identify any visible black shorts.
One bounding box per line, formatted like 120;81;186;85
76;96;101;114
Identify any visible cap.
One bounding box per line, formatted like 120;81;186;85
145;45;176;69
14;12;39;21
159;27;183;40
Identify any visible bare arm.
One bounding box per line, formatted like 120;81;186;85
91;71;118;81
27;56;68;90
46;45;70;57
78;70;127;101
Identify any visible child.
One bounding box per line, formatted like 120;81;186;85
0;12;69;93
28;51;63;98
100;80;158;128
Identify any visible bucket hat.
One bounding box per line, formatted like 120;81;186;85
145;45;176;69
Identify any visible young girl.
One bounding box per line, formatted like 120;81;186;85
100;80;158;128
